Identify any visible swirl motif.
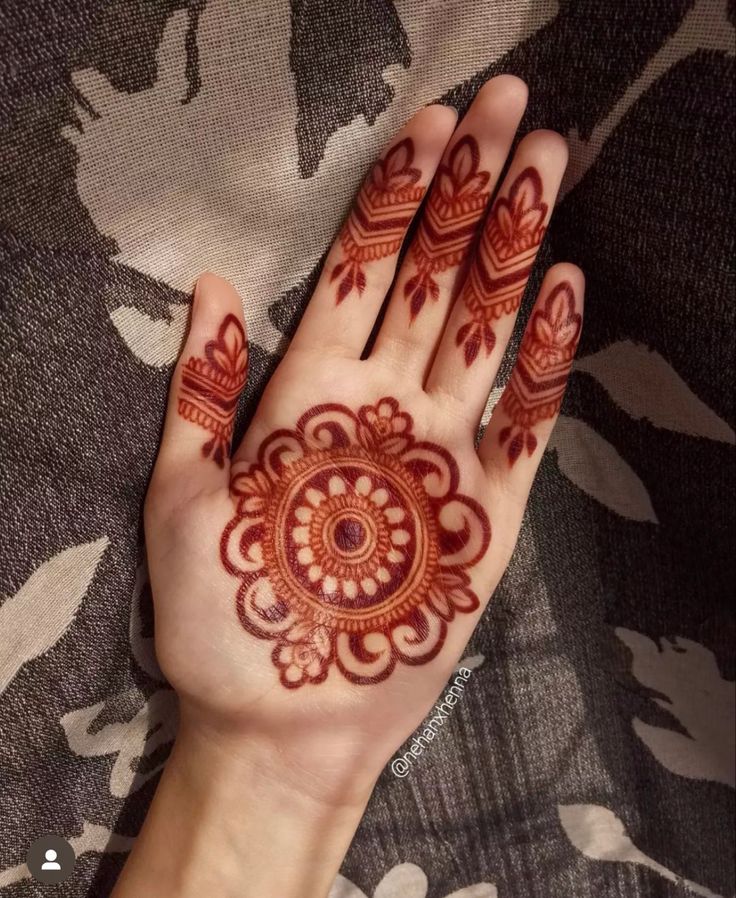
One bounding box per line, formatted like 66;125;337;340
221;397;491;688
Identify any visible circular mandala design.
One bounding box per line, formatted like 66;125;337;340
262;447;439;632
222;397;491;688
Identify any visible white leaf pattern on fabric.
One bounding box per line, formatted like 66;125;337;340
374;864;428;898
0;821;134;888
0;537;109;694
329;875;370;898
329;865;496;898
110;302;190;368
577;341;735;444
617;628;735;787
65;1;556;358
548;416;658;522
561;0;735;197
559;804;724;898
61;688;177;797
481;384;505;429
455;653;485;672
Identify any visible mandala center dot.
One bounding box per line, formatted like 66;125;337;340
333;516;366;553
322;505;377;566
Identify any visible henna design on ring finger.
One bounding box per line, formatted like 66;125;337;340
456;167;547;366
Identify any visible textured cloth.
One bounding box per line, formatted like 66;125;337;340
0;2;734;896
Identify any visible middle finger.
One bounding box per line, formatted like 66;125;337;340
370;75;528;380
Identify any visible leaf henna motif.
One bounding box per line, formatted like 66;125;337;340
331;138;425;303
456;167;547;366
404;136;491;320
177;314;248;467
499;281;581;465
222;397;491;688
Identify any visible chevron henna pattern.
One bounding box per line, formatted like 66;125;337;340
500;281;581;465
404;135;491;320
456;167;548;366
178;314;248;467
331;138;425;303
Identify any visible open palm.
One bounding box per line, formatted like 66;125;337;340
144;76;584;797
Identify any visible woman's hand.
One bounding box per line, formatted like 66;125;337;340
116;75;584;898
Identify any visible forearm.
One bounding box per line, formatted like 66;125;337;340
111;716;373;898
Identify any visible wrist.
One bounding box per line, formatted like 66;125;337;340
112;709;374;898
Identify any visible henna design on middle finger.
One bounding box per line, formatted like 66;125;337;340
456;167;548;366
331;138;425;304
403;136;491;321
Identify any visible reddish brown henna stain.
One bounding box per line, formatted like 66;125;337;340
404;135;491;321
221;398;491;688
456;167;547;366
499;281;581;465
178;314;248;467
331;138;425;303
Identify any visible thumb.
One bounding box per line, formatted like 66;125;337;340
151;272;248;495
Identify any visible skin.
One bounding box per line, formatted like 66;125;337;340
111;75;585;898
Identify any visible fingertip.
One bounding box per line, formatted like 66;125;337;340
517;128;569;167
422;101;459;122
195;271;244;310
478;73;529;108
544;262;586;312
415;102;459;141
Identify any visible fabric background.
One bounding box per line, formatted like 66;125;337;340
1;1;734;896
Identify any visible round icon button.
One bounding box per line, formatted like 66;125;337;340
26;835;75;884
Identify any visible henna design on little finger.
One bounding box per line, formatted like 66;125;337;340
404;136;491;321
178;314;248;467
499;281;581;465
222;398;491;688
331;139;425;303
456;167;547;366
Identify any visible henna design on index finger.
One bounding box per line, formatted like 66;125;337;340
331;139;425;303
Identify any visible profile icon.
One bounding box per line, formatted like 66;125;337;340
26;835;74;883
41;848;61;871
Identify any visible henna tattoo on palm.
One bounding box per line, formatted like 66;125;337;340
178;314;248;467
331;139;425;303
222;398;491;688
500;281;581;464
456;167;547;366
403;136;491;321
